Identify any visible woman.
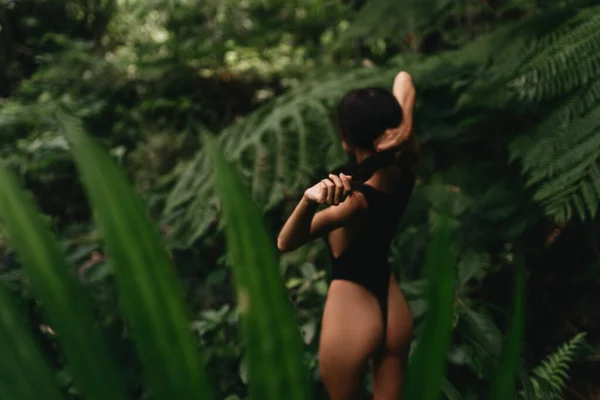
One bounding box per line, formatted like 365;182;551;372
277;71;418;400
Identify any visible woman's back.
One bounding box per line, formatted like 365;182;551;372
326;163;415;327
319;163;415;399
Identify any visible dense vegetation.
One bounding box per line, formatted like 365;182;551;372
1;0;599;398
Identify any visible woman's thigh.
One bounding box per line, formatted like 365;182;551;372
372;275;413;400
319;280;384;400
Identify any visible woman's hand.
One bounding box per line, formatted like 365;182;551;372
374;71;415;151
374;125;412;152
304;173;352;206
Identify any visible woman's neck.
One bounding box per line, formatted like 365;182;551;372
353;148;401;193
354;148;373;164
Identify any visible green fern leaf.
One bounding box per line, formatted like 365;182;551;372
512;78;600;177
518;367;536;400
581;180;599;217
531;332;587;395
512;85;600;222
507;9;600;223
509;5;600;102
163;67;399;244
531;378;561;400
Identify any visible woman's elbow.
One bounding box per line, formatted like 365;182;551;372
393;72;415;96
395;71;413;85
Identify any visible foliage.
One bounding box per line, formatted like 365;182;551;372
527;332;587;399
507;5;600;222
1;0;598;398
0;284;64;400
0;129;128;400
0;119;311;399
0;117;529;399
165;3;600;244
206;133;311;399
60;112;213;398
403;214;456;399
339;0;533;51
490;258;525;400
164;65;399;246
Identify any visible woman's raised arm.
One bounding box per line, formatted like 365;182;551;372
374;71;417;153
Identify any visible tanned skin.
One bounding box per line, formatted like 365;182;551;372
278;71;417;400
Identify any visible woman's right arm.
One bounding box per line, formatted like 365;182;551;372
277;173;367;253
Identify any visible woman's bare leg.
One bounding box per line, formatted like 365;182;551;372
372;275;413;400
319;280;384;400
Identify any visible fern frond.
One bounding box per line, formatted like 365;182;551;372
518;367;536;400
530;377;561;400
450;10;573;111
531;332;586;395
508;5;600;102
163;66;399;245
510;79;600;168
533;106;600;221
510;75;600;222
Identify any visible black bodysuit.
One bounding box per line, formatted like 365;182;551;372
325;164;415;334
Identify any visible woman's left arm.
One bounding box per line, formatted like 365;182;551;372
374;71;416;151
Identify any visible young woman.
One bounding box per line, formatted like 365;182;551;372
277;71;418;400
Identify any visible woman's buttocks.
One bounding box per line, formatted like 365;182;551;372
321;279;385;352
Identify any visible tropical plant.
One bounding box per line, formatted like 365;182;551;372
0;113;528;399
1;0;597;398
524;332;588;399
164;3;600;247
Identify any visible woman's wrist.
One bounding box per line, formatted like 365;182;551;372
403;120;413;135
301;193;317;206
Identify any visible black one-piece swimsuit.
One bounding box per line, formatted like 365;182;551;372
325;164;415;337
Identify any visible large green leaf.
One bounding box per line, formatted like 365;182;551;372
490;257;525;400
0;164;127;400
461;307;502;358
403;215;456;400
205;134;311;400
0;286;64;400
59;113;213;399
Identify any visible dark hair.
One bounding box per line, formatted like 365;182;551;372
337;87;402;150
333;87;407;186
